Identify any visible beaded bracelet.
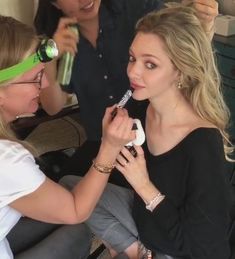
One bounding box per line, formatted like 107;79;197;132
146;192;165;212
92;159;115;174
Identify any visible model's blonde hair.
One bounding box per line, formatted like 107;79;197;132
0;15;39;154
136;4;233;160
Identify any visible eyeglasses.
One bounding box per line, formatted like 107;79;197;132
11;69;44;88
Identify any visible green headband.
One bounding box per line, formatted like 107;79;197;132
0;38;58;83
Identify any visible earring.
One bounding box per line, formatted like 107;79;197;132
177;81;182;89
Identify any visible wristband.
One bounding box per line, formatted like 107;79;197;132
146;192;165;212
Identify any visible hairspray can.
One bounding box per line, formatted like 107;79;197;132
57;25;79;86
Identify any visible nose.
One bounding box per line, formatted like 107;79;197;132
127;62;142;81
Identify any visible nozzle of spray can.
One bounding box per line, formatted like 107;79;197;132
57;25;79;86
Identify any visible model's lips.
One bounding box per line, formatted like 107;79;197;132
80;1;94;11
130;82;145;90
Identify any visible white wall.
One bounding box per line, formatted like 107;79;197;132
0;0;38;25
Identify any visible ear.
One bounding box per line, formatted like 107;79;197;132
177;71;183;82
180;73;184;84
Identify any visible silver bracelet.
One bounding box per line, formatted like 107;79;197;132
146;192;165;212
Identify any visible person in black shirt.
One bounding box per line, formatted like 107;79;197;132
83;4;233;259
34;0;219;186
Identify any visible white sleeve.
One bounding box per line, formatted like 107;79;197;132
0;140;46;208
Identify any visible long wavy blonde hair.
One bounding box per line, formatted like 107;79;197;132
136;4;233;160
0;15;39;153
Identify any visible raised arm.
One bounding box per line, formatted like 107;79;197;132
9;107;136;224
40;17;78;115
182;0;219;40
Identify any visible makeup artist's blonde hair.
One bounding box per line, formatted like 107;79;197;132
0;15;39;154
136;3;233;160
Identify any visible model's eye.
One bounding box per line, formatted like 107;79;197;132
128;55;135;63
146;62;157;69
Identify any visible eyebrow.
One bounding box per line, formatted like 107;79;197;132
129;49;161;61
142;54;160;60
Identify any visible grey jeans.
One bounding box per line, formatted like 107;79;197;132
59;175;137;254
60;175;178;259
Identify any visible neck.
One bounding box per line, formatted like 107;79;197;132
79;16;99;47
148;92;193;126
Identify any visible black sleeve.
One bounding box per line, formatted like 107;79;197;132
151;131;231;258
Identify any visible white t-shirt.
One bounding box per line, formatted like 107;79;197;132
0;140;46;259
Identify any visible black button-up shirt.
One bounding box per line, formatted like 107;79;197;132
67;0;163;140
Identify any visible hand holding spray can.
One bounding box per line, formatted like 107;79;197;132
57;25;79;86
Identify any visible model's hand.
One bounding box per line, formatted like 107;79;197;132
182;0;218;37
101;106;136;152
116;145;150;192
53;17;79;57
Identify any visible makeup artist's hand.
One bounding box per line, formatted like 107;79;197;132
116;145;151;192
101;106;136;153
53;17;79;57
182;0;218;39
